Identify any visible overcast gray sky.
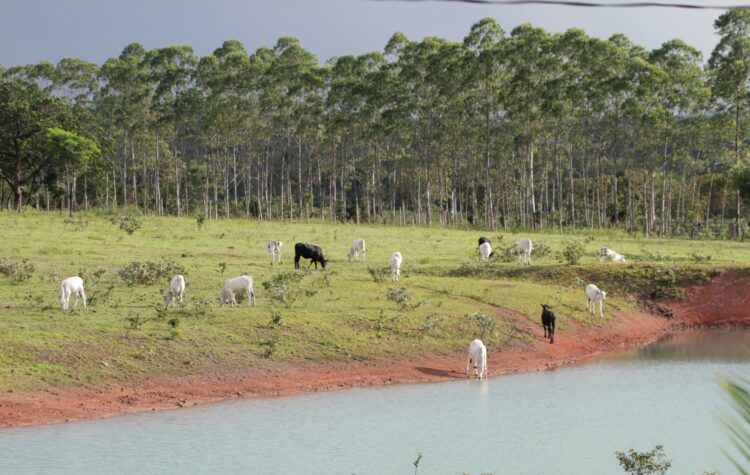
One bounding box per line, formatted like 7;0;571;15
0;0;731;67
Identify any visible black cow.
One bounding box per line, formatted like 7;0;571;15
540;304;555;344
478;236;495;258
294;243;327;270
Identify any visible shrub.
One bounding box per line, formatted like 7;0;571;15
532;240;553;259
561;240;584;265
63;219;88;231
386;287;413;310
368;266;391;283
615;444;671;475
0;258;34;283
126;315;146;330
118;257;184;286
262;271;307;306
118;214;142;235
196;213;205;229
269;310;284;327
471;312;496;340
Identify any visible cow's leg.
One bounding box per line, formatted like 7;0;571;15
81;288;87;308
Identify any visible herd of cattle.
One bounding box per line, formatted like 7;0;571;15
56;234;627;381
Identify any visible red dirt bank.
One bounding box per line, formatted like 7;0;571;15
1;272;748;429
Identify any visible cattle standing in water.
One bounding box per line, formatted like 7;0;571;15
540;304;556;344
294;243;327;270
465;339;488;380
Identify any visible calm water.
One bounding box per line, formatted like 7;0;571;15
1;330;749;475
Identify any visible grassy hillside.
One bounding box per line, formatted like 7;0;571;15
0;211;745;392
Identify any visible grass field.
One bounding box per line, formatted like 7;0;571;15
0;210;747;393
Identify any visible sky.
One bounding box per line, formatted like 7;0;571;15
0;0;736;67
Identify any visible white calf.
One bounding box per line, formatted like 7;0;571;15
268;240;283;265
585;283;607;318
514;238;533;265
599;246;626;263
389;252;403;282
465;339;488;380
164;274;186;306
220;275;256;307
60;276;86;311
478;242;492;261
347;239;366;262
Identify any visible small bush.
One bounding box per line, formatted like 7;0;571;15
63;219;88;231
690;253;712;263
532;240;553;259
0;258;34;283
368;266;391;283
126;315;146;330
118;214;142;235
386;287;413;310
119;257;184;286
471;312;496;340
196;213;205;229
190;297;210;317
269;310;284;327
262;271;307;306
561;241;584;265
615;444;671;475
640;247;671;262
494;245;517;263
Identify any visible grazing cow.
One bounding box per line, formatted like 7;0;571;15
294;243;327;270
164;274;186;306
268;240;283;265
540;304;556;344
599;246;626;263
389;251;403;282
585;283;607;318
60;276;87;311
478;236;491;247
465;339;488;380
479;242;493;261
514;238;533;265
220;275;256;307
347;239;366;262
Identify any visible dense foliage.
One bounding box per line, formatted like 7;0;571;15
4;13;750;236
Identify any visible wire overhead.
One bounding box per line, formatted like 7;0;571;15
378;0;750;9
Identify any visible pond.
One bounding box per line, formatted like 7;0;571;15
2;329;748;474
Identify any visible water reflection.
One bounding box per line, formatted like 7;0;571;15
599;329;750;363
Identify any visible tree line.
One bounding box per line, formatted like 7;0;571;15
3;11;750;237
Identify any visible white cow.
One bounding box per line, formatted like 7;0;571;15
585;283;607;318
268;240;283;265
514;238;533;265
164;274;186;306
599;246;626;263
389;251;403;282
220;275;256;307
465;339;488;380
478;242;492;261
347;239;366;262
60;276;87;311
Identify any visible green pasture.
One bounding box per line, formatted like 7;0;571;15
0;210;746;392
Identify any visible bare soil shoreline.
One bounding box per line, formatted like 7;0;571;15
1;272;747;429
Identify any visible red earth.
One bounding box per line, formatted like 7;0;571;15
1;272;748;428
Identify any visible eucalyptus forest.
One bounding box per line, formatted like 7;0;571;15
3;11;750;237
